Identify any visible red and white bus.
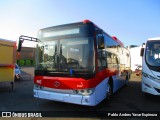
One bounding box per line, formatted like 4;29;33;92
18;20;131;106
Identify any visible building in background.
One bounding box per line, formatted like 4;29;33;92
128;45;142;72
17;47;35;66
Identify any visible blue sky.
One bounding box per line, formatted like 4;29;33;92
0;0;160;47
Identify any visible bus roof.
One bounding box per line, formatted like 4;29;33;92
112;36;124;47
148;37;160;41
82;20;124;47
0;38;15;43
40;20;124;47
0;38;16;46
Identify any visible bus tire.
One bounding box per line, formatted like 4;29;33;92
125;78;128;86
125;72;130;86
106;79;113;101
96;80;113;108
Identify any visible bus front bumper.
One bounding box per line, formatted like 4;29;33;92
33;89;97;106
142;76;160;95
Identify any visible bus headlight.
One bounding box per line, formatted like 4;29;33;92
73;88;95;96
142;72;156;80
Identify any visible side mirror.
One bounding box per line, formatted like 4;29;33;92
17;35;39;52
17;39;24;52
142;43;145;47
98;36;105;49
140;48;144;56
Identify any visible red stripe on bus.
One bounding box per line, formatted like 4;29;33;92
34;68;118;90
0;64;14;68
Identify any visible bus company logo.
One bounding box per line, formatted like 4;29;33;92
54;81;60;87
77;82;84;88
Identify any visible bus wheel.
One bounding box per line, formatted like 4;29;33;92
125;78;128;86
106;82;112;101
125;73;129;86
96;81;112;108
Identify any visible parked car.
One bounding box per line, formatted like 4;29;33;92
14;64;21;80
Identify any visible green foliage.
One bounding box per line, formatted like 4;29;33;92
17;59;35;67
26;60;31;66
19;60;25;66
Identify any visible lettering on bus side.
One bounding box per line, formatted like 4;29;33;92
36;79;42;84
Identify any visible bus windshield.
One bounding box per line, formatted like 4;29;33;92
36;37;95;73
145;40;160;67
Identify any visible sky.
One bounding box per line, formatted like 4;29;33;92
0;0;160;47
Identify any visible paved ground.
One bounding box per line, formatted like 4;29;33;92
0;67;160;119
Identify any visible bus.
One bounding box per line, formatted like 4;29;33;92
18;20;130;106
141;37;160;96
0;38;16;91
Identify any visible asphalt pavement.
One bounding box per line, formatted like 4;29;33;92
0;67;160;119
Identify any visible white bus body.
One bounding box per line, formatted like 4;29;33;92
141;37;160;95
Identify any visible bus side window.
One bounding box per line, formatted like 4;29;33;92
98;50;107;71
106;52;112;68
